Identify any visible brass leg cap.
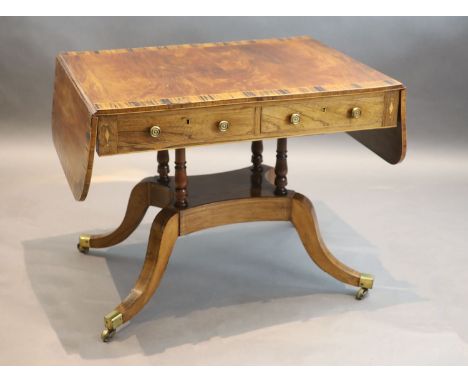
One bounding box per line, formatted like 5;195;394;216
104;310;123;330
101;328;116;342
355;287;369;300
77;235;91;254
101;310;123;342
359;274;374;289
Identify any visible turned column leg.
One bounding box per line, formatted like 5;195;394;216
274;138;288;196
251;140;263;172
174;148;188;208
250;141;263;196
157;150;170;185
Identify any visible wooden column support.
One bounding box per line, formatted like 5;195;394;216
174;148;188;208
157;150;170;185
274;138;288;196
251;140;263;172
250;141;264;196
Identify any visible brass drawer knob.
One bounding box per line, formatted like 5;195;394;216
351;107;362;119
149;125;161;138
218;120;230;132
290;113;301;125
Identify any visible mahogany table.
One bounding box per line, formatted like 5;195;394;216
52;36;406;342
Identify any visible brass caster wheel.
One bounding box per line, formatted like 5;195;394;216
101;328;116;342
356;273;373;300
77;235;90;254
355;287;369;300
77;243;89;254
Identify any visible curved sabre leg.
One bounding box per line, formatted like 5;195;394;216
77;181;151;253
100;208;179;341
77;178;172;253
290;193;374;299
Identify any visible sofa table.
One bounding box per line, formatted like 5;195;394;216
52;36;406;342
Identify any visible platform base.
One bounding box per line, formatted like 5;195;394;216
77;165;373;341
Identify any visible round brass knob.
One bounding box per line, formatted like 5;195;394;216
351;107;362;119
218;120;230;132
290;113;301;125
149;125;161;138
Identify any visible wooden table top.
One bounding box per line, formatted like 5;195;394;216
58;36;402;114
52;36;405;201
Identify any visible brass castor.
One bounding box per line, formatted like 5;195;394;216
355;287;369;300
77;234;90;254
355;273;374;300
100;310;123;342
101;328;116;342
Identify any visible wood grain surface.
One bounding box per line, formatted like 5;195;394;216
179;197;292;235
260;92;393;134
52;58;96;201
52;36;406;200
348;89;407;164
100;104;256;155
59;36;403;114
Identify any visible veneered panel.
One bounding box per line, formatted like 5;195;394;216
348;89;407;164
52;37;406;201
52;58;96;201
59;36;404;114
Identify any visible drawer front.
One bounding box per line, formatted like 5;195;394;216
261;91;398;135
97;105;255;155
